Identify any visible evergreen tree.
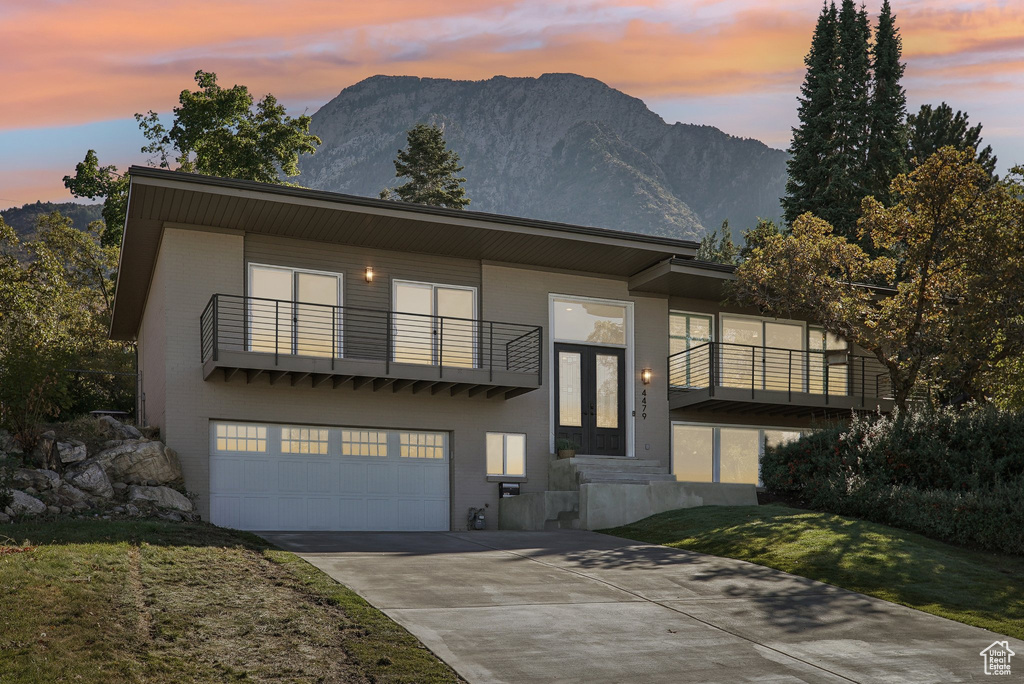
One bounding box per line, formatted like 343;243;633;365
380;124;470;209
906;103;998;179
783;2;841;227
822;0;873;238
865;0;908;203
696;221;739;265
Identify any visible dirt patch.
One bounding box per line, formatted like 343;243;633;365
140;541;364;682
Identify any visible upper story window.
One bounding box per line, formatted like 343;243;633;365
670;312;713;387
248;264;343;358
393;280;477;368
552;297;626;346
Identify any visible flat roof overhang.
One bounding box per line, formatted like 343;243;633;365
111;168;700;340
628;258;735;300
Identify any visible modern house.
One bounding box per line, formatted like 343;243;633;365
111;167;892;532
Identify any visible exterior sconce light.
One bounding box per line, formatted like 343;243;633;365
641;368;653;385
365;266;374;283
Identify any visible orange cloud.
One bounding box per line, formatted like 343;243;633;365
1;0;1022;130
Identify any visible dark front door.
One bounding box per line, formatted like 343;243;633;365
554;344;626;456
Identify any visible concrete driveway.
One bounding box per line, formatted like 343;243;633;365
261;530;1021;683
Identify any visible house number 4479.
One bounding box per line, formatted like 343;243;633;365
641;389;647;420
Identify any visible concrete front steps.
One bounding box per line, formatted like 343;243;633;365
499;454;758;531
550;456;675;489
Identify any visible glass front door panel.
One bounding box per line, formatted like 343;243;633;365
436;286;475;368
295;272;339;358
249;266;293;354
719;428;761;484
558;351;582;427
672;425;713;482
393;282;434;365
595;354;619;429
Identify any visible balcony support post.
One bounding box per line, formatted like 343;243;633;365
708;343;716;398
274;300;279;367
212;296;219;363
438;316;444;379
489;321;494;383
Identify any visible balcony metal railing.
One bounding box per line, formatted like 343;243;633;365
668;341;892;406
200;294;543;384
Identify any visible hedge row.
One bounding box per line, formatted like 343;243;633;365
762;407;1024;555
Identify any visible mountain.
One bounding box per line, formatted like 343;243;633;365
1;201;103;240
299;73;788;241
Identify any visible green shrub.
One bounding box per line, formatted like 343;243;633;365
762;406;1024;555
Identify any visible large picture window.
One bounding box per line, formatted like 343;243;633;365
720;315;805;391
671;423;801;486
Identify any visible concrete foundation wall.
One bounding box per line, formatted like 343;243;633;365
499;490;579;531
579;481;757;530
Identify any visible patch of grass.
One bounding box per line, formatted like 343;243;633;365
604;503;1024;639
0;520;462;683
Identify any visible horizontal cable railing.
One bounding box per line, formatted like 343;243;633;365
200;293;542;383
668;341;892;405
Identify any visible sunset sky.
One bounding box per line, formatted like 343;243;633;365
1;0;1021;210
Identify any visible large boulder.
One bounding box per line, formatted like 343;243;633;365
56;440;87;464
12;468;60;491
128;485;193;512
9;490;46;516
53;483;91;508
93;440;182;486
65;461;113;499
97;416;143;441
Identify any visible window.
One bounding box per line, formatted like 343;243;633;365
281;427;329;455
671;424;803;486
808;326;850;395
393;281;476;367
214;422;267;453
248;264;342;358
669;312;713;387
341;430;388;457
399;431;446;459
552;297;626;345
487;433;526;476
720;316;805;391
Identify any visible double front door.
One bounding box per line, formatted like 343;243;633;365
555;344;626;456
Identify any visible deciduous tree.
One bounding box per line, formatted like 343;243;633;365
735;148;1024;409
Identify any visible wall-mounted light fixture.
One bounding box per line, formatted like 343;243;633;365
641;368;653;385
365;266;374;283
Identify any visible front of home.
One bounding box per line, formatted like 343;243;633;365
110;167;892;531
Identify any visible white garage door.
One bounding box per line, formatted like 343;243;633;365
209;421;450;531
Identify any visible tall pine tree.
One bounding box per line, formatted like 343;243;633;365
380;123;470;209
783;2;841;226
865;0;907;203
830;0;872;236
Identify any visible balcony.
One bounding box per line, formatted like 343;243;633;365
668;341;894;417
200;294;543;399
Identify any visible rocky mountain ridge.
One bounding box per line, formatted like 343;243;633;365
299;73;788;241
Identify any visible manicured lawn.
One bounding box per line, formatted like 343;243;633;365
0;520;461;683
604;503;1024;640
